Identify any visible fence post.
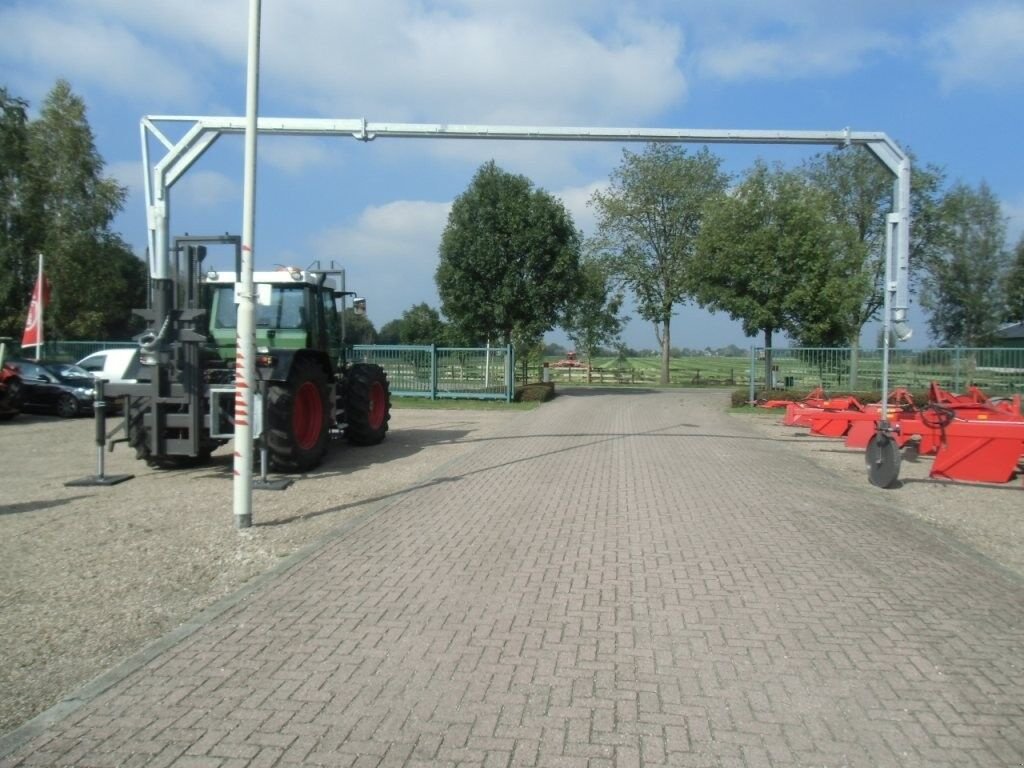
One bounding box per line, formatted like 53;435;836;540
430;344;437;400
954;347;961;391
506;344;514;402
748;346;756;404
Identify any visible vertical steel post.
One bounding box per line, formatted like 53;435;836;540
233;0;261;530
430;344;437;400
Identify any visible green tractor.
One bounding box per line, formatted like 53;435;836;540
116;235;390;472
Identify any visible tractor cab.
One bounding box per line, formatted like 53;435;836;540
203;268;343;369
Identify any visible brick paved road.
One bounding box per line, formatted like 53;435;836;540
2;389;1022;767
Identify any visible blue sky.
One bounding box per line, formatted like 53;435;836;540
2;0;1022;350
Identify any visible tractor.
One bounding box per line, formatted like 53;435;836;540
112;234;390;471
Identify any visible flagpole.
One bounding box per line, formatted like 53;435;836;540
35;253;43;362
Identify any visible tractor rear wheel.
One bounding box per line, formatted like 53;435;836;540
342;364;391;446
266;357;330;472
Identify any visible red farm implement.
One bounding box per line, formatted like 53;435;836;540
778;382;1024;487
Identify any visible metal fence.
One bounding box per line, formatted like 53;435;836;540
350;344;515;401
750;347;1024;396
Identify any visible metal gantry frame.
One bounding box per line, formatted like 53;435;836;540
139;116;912;492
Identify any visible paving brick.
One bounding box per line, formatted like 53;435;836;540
3;391;1024;767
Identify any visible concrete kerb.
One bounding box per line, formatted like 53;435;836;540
0;431;491;760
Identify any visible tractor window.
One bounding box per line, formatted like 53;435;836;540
213;285;307;329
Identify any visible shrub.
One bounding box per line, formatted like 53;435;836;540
515;382;555;402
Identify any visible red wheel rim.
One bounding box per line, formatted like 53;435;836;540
367;381;386;431
293;381;323;450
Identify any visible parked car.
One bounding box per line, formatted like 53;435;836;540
8;360;97;418
75;348;137;384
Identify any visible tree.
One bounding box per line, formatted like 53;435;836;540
922;181;1009;346
398;302;446;344
803;147;945;324
590;144;729;385
562;257;627;380
0;87;31;338
694;160;866;385
20;80;146;340
376;318;402;345
1003;235;1024;323
802;146;946;385
341;308;377;345
436;161;582;355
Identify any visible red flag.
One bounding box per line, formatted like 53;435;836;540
22;273;52;349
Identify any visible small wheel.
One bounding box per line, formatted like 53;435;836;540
865;432;901;489
56;394;80;419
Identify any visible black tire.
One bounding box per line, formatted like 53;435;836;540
56;394;80;419
342;363;391;446
266;357;331;472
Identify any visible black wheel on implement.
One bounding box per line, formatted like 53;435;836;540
865;430;901;489
266;356;331;472
342;363;391;446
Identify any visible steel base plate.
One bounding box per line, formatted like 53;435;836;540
253;477;293;491
65;474;135;487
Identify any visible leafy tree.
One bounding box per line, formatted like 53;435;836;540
436;161;582;353
921;181;1009;346
376;318;402;345
694;160;866;385
803;146;945;384
1003;235;1024;323
20;80;146;340
341;307;377;345
397;302;446;344
0;87;31;338
562;257;627;380
590;144;729;384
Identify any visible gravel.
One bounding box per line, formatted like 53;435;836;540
0;406;520;735
1;395;1021;738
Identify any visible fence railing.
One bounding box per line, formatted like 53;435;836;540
350;344;515;401
750;347;1024;396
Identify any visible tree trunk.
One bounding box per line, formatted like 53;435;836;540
848;333;860;391
660;320;671;386
763;327;774;391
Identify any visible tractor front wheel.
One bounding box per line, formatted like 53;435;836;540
266;357;331;472
342;364;391;446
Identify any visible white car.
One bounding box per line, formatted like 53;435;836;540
75;348;138;385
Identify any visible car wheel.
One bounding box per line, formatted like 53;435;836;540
56;394;80;419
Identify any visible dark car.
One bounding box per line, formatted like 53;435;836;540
9;360;96;418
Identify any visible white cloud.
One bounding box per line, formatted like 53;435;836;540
175;170;239;207
927;2;1024;89
698;28;896;81
259;137;337;174
106;161;145;197
553;180;607;237
311;200;452;324
42;1;686;125
0;5;194;102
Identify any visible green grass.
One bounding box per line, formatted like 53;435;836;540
391;396;540;411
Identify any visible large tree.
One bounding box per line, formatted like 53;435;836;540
436;161;582;353
1003;235;1024;324
21;80;146;341
922;181;1009;346
590;144;729;385
562;257;627;380
694;161;866;385
803;147;945;330
0;87;31;338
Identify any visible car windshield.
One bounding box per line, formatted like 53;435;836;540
47;363;93;380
